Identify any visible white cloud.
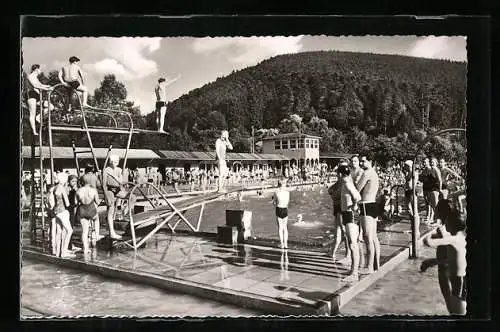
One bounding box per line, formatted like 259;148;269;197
84;37;161;81
84;59;133;80
408;36;467;61
192;36;304;67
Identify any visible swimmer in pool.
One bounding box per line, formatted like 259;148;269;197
272;179;290;249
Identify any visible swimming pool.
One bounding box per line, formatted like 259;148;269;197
175;184;340;244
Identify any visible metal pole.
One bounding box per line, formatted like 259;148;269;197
30;134;36;244
39;91;46;244
410;128;466;258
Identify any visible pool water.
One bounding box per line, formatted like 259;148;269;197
177;184;344;243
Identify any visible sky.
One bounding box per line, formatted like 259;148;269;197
21;36;467;115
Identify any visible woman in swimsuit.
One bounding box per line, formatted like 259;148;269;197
50;172;75;258
75;183;102;253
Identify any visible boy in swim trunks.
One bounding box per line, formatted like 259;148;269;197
25;64;54;136
272;179;290;249
75;182;103;253
58;56;89;107
423;190;467;315
154;74;181;133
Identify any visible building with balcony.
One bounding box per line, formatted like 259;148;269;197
261;133;321;167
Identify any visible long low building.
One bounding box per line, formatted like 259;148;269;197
22;146;352;173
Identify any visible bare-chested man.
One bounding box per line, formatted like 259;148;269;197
215;130;233;192
25;64;54;136
356;153;381;274
154;74;181;132
102;155;136;239
75;182;103;253
58;56;89;107
272;179;290;249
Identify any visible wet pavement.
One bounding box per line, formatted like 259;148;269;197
22;215;432;316
21;259;261;318
22;184;435;316
340;246;449;316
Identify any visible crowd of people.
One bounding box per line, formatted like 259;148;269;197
271;152;466;315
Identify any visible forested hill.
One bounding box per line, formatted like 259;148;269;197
157;51;466;160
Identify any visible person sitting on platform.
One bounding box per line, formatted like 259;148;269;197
25;64;54;136
102;154;136;240
58;56;89;108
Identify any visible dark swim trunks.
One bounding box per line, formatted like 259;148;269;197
27;90;40;100
76;203;97;220
275;207;288;219
360;202;380;218
68;81;80;89
341;211;356;225
156;101;167;108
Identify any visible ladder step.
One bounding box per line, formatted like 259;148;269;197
74;150;93;154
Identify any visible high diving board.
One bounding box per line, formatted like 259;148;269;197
51;124;168;135
118;184;244;251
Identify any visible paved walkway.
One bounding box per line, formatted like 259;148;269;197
341;246;449;316
22;216;432;315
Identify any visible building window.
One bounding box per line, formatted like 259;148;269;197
314;139;319;148
305;139;310;148
290;139;297;149
298;139;304;148
274;140;280;150
282;140;289;150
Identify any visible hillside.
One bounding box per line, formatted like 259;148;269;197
163;51;466;141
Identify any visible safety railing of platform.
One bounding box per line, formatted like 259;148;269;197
47;84;135;177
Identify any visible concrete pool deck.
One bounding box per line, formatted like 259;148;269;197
22;218;433;316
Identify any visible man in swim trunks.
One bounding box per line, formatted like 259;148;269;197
215;130;233;193
102;154;136;239
272;179;290;249
58;56;89;107
75;180;103;253
154;74;181;133
356;153;381;274
338;164;362;282
25;64;54;136
402;160;417;218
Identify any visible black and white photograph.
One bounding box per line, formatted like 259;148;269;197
19;16;475;318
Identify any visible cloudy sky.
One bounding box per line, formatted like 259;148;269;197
21;36;466;115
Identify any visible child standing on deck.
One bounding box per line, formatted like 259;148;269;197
272;179;290;249
422;190;467;315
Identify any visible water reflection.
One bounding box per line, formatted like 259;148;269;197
280;250;289;281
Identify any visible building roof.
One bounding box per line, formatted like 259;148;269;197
158;150;290;162
22;146;291;162
22;146;161;160
261;133;322;141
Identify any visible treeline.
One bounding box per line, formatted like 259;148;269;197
22;51;467;165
